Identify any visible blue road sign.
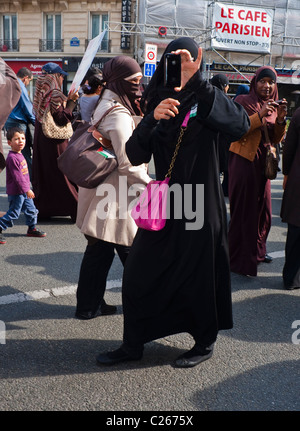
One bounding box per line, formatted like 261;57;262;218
144;62;156;77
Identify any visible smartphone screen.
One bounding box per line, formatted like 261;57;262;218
164;53;181;88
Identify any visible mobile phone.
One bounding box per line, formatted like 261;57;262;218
164;53;181;88
274;100;284;104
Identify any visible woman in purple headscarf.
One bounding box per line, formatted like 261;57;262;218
75;56;151;320
228;66;287;276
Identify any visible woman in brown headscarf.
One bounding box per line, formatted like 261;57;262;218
228;66;287;276
32;62;79;221
75;56;151;320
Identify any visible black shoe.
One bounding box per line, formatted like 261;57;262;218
27;227;46;237
75;300;117;320
174;344;214;368
96;346;143;366
263;254;273;263
0;233;6;244
100;300;117;316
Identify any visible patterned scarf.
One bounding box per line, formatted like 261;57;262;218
33;73;67;123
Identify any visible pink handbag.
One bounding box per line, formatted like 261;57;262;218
131;110;190;231
131;177;170;231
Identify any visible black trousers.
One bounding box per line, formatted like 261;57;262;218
76;236;130;314
283;223;300;288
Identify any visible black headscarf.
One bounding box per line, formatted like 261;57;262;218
140;37;200;115
102;56;142;115
210;74;229;92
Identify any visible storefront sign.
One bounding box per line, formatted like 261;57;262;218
210;62;259;74
6;60;63;75
121;0;131;50
212;2;274;54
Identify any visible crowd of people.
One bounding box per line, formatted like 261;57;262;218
0;37;299;367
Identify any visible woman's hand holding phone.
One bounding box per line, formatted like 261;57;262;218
170;47;202;91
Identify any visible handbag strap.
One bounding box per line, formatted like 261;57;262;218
262;118;271;146
166;110;191;179
93;105;118;129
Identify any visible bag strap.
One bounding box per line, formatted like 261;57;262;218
93;105;118;129
166;110;191;179
262;118;271;145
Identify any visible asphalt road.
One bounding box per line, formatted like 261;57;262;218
0;134;299;415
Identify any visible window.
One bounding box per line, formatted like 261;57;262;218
1;14;18;51
90;13;109;51
43;14;62;51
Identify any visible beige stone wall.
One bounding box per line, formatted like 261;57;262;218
0;0;135;58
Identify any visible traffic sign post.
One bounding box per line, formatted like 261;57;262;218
144;63;156;77
145;43;157;64
144;43;157;77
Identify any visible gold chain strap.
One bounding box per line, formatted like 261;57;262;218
165;126;186;179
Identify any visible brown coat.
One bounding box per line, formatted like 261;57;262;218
0;58;21;172
76;90;151;246
229;112;286;161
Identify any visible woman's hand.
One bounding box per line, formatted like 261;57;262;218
259;99;288;122
276;99;288;123
270;145;277;157
153;98;180;121
259;99;277;119
170;47;202;91
283;174;288;190
68;88;79;103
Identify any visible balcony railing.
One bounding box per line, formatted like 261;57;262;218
85;38;110;52
39;39;64;52
0;39;19;52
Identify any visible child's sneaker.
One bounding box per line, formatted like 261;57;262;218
0;233;6;244
27;227;46;238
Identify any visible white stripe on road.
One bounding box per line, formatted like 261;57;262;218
0;279;122;306
0;251;286;306
268;250;285;259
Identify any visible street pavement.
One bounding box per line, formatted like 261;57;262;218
0;133;299;414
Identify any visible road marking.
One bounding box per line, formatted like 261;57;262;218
0;279;122;306
0;251;286;306
268;250;285;259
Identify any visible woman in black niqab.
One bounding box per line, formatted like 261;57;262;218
96;37;250;368
140;37;200;115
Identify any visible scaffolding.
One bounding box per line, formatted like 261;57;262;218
132;0;300;69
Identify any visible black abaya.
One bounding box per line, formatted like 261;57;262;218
123;71;250;349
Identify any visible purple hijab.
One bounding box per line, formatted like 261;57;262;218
235;66;278;125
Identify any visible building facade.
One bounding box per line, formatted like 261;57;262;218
0;0;136;94
2;0;300;113
136;0;300;114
